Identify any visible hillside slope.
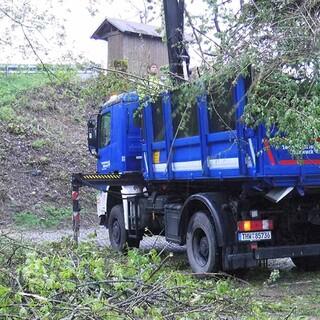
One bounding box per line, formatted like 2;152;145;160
0;76;98;226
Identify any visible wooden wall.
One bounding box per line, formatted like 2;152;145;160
107;32;169;76
107;31;124;69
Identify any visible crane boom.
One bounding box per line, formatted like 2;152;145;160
163;0;190;80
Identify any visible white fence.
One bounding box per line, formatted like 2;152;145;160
0;64;98;79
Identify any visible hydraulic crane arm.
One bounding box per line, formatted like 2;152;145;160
163;0;190;80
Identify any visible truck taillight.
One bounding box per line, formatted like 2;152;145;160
237;219;273;232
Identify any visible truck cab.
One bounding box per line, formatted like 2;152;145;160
88;92;142;174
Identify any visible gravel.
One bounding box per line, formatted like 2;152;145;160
2;225;294;270
2;225;185;253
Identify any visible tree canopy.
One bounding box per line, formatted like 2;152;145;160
185;0;320;155
1;0;319;155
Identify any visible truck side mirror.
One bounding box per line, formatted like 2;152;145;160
87;116;98;157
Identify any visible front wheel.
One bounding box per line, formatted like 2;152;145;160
108;205;140;251
186;211;220;273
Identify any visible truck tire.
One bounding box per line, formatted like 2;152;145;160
108;205;140;251
292;256;320;271
186;211;220;273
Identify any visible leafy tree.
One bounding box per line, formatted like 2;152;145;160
2;0;319;155
0;0;68;64
183;0;320;155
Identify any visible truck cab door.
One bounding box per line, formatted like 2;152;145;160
87;115;98;157
97;109;112;173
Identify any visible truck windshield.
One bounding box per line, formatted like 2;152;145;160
99;112;111;147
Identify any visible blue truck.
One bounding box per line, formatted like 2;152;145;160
72;0;320;272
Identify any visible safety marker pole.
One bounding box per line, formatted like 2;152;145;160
72;186;80;244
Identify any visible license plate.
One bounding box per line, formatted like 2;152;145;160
238;231;272;242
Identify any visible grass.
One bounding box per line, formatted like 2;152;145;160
0;73;51;107
247;267;320;319
0;105;16;121
14;206;71;229
31;139;48;150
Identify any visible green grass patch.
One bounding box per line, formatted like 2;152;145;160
0;105;16;121
13;211;41;228
0;73;51;107
247;268;320;319
31;139;48;150
14;206;70;229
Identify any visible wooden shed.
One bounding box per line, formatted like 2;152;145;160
91;18;169;75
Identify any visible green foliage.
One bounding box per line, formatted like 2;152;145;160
0;104;26;135
0;73;50;107
31;139;48;150
0;235;270;319
0;68;79;111
42;206;71;227
0;105;16;122
265;269;281;285
245;72;320;155
51;67;78;86
1;234;319;319
80;72;135;108
14;211;42;228
113;59;128;72
181;0;320;156
6;120;26;135
14;206;71;229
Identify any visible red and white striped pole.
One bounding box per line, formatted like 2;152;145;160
72;186;80;244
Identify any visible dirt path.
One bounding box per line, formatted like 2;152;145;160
2;225;186;253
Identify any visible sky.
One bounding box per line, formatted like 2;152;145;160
1;0;238;66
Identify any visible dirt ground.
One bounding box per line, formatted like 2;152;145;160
0;84;97;224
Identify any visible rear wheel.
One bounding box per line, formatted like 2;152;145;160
186;211;220;273
108;205;140;251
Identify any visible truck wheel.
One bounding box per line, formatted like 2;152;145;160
292;256;320;271
108;205;128;251
186;211;220;273
108;205;140;251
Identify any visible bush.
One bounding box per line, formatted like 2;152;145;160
14;207;71;229
31;139;48;150
0;106;15;122
14;211;41;228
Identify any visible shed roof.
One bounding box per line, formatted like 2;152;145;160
91;18;162;41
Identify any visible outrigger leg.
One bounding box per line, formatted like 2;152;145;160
71;177;82;244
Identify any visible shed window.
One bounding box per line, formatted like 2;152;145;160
152;98;165;142
208;82;235;132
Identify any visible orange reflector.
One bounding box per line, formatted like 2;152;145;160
244;220;251;231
